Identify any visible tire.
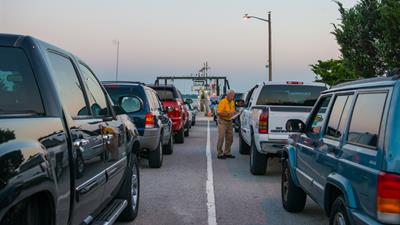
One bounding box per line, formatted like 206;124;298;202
163;134;174;155
329;196;350;225
184;123;190;137
118;153;140;221
148;140;163;168
234;127;240;133
192;120;195;126
281;158;307;212
250;136;267;175
175;128;184;144
239;132;250;155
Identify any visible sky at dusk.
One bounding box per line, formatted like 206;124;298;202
0;0;358;93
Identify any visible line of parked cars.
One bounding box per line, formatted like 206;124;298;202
237;80;400;225
0;35;197;225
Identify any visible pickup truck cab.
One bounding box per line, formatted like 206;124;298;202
239;81;326;175
0;34;140;225
282;77;400;225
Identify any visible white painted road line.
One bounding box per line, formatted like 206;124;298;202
206;119;218;225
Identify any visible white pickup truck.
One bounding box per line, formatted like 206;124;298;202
239;81;326;175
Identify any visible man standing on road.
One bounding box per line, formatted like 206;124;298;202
216;90;236;159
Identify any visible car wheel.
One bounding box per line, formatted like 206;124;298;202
148;140;163;168
329;196;350;225
281;158;307;212
76;152;85;178
239;132;250;155
175;128;184;143
234;127;240;133
250;136;267;175
163;134;174;155
184;123;190;137
118;153;140;221
192;120;195;126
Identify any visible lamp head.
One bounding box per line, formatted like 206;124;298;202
243;14;250;19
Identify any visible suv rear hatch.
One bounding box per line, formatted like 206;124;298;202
257;84;326;139
149;86;183;127
104;84;148;135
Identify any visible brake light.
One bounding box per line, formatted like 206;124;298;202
145;112;155;128
259;111;268;134
377;172;400;224
286;81;304;85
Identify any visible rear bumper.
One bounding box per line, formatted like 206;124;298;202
349;208;384;225
139;128;161;151
171;118;184;132
254;134;287;154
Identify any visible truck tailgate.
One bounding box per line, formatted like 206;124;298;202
268;106;312;138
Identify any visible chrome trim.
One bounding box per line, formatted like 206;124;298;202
76;171;106;191
106;157;127;179
296;168;313;182
104;200;128;225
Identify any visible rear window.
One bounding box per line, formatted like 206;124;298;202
104;85;146;106
0;47;44;115
150;87;178;101
256;85;326;106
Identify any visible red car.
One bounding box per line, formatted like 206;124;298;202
148;85;189;143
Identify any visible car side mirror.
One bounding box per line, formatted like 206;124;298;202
235;99;245;107
286;119;306;133
164;106;174;113
185;98;193;104
119;96;143;113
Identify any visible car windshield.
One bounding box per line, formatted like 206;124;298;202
256;85;326;106
104;85;146;112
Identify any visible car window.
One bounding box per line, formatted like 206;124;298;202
347;92;387;148
257;85;326;106
79;64;109;117
47;52;89;117
325;95;353;139
0;47;44;115
309;95;332;134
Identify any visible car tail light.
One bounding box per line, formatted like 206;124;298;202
377;172;400;224
286;81;304;85
145;112;155;128
259;111;268;134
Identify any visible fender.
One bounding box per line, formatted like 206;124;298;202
283;144;301;186
325;173;358;210
0;140;57;217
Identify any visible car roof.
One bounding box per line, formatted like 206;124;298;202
324;76;398;94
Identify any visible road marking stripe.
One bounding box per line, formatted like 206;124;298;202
206;119;218;225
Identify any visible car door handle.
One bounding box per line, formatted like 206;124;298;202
73;139;89;148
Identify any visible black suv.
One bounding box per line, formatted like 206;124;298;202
0;34;140;225
103;81;174;168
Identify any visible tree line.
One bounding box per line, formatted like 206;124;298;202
311;0;400;86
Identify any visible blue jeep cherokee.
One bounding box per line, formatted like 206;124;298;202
283;77;400;225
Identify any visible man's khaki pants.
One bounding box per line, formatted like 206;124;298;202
217;119;233;156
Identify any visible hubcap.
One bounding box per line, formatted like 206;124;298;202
333;212;346;225
131;164;138;210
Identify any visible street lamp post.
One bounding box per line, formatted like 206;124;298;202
243;11;272;81
113;39;120;81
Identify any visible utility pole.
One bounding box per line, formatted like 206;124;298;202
113;39;120;81
267;12;272;82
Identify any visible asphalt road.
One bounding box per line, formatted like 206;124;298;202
117;115;328;225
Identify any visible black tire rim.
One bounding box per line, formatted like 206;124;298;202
130;163;138;211
333;212;346;225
